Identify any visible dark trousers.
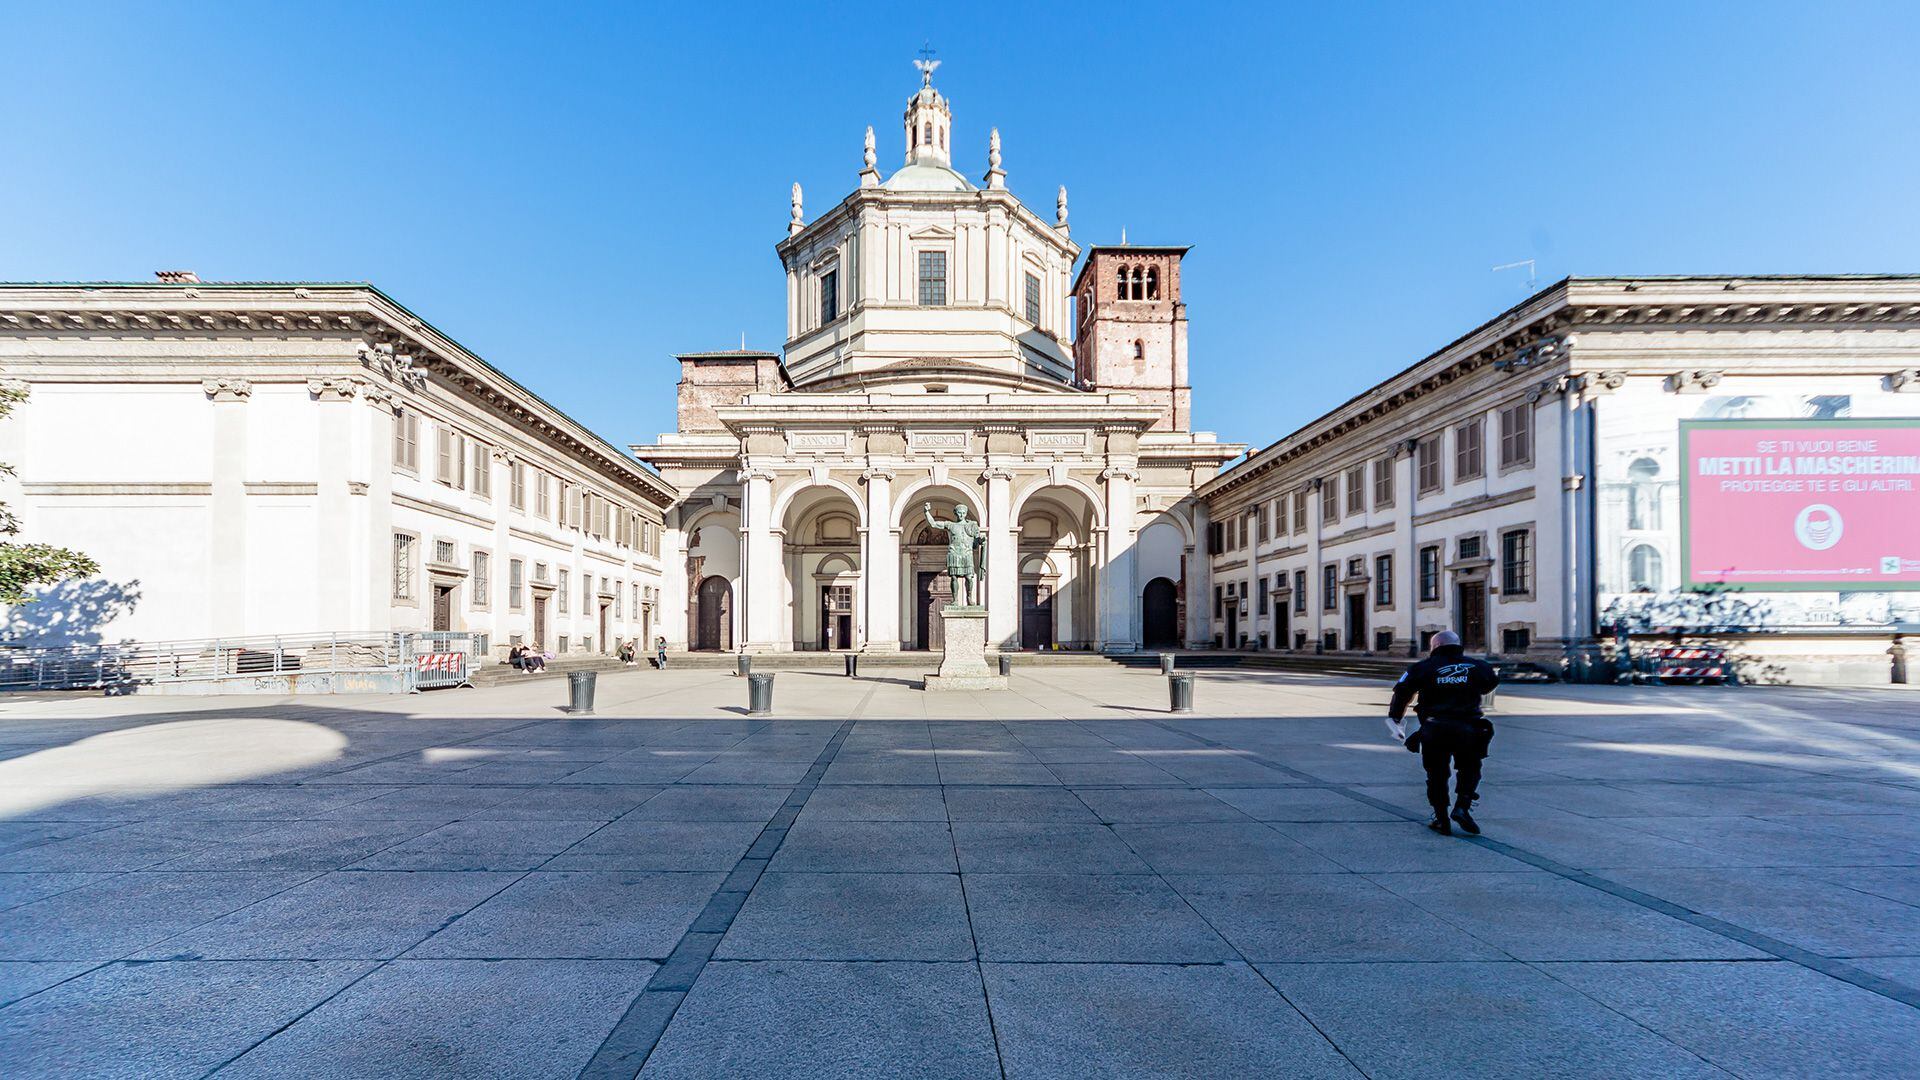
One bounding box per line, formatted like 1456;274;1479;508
1420;728;1483;811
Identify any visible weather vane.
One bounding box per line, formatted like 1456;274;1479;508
914;41;940;87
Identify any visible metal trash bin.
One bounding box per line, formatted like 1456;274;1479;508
998;654;1012;676
1159;653;1175;675
845;653;858;677
737;653;752;677
568;670;598;715
1167;673;1194;713
747;672;774;715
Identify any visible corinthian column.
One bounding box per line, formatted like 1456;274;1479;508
862;467;900;650
741;468;781;650
985;467;1016;648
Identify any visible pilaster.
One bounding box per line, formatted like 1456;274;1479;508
204;378;251;635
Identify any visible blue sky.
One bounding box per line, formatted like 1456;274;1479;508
5;2;1916;458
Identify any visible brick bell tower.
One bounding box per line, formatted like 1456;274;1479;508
1070;245;1192;432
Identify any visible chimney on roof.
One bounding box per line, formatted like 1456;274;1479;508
155;270;200;284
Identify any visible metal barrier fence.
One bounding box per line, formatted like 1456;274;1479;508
0;630;489;693
0;632;400;692
398;631;482;690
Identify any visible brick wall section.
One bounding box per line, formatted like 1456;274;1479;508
676;353;786;432
1072;248;1191;432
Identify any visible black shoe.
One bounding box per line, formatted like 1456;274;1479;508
1450;806;1480;834
1427;811;1452;836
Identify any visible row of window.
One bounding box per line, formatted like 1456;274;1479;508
1114;264;1160;301
391;532;659;616
393;409;661;556
1211;402;1535;554
906;253;1047;330
1213;529;1534;617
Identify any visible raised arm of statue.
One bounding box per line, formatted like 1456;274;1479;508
924;502;939;532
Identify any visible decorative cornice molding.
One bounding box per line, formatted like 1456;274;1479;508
202;377;253;401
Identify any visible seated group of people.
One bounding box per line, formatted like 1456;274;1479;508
506;638;666;672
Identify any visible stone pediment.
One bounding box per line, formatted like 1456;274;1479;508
907;225;956;240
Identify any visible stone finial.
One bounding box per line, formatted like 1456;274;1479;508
1056;186;1069;235
984;127;1006;189
860;126;879;187
789;182;804;236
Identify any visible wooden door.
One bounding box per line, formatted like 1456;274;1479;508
1345;593;1366;652
1142;577;1178;649
1456;581;1487;652
1020;582;1054;650
598;605;610;653
697;576;733;651
533;596;548;647
432;585;453;632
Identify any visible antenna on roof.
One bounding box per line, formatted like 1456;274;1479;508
1493;259;1537;293
740;331;747;350
1120;227;1127;246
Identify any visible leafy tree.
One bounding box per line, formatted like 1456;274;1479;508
0;385;97;605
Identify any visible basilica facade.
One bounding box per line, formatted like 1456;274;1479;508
634;69;1239;654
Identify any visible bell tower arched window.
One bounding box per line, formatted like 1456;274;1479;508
922;122;932;146
1116;271;1127;301
1145;267;1159;300
1131;267;1145;300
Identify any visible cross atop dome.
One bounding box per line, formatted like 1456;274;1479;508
913;42;940;87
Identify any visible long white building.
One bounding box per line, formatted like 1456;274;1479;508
0;281;674;657
1199;276;1920;685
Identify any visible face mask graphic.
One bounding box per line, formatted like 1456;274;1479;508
1793;504;1843;551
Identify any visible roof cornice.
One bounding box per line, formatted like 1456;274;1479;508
0;282;677;507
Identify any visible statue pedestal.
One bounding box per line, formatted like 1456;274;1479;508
922;606;1008;691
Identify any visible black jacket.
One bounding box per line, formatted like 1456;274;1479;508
1388;644;1499;737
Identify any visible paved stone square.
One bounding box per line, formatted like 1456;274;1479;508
2;666;1918;1078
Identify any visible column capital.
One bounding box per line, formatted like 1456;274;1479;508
860;467;895;483
202;377;253;402
305;376;361;402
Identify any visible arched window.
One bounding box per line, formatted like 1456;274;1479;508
1627;457;1661;531
938;126;945;149
1116;271;1127;301
1133;339;1145;359
922;122;932;146
1146;267;1159;299
1628;544;1663;591
1131;267;1145;300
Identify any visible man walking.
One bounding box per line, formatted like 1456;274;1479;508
1386;630;1499;835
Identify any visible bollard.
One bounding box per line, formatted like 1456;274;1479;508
998;654;1012;676
567;670;598;715
845;653;858;677
747;672;774;715
1159;653;1175;676
737;653;751;677
1168;673;1194;713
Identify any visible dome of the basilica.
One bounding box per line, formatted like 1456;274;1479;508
882;161;976;192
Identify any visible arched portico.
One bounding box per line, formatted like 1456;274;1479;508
897;484;983;650
1014;485;1100;649
781;485;864;650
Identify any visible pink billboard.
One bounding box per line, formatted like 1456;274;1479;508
1681;420;1920;590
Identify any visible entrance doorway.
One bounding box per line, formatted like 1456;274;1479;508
1142;577;1178;649
1345;593;1367;652
1226;600;1239;648
533;596;548;648
1020;582;1054;650
1455;580;1487;652
598;604;611;654
1273;601;1288;651
432;585;454;632
696;576;733;651
913;571;952;650
820;584;854;650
